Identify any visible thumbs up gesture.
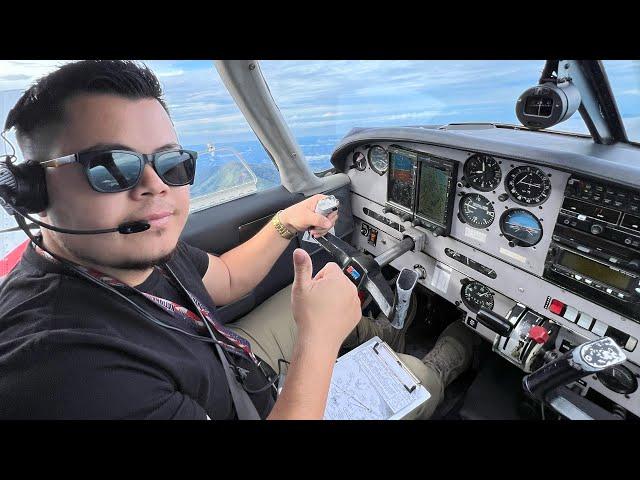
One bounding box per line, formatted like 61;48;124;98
291;248;362;352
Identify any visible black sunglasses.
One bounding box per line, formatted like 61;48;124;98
40;148;198;193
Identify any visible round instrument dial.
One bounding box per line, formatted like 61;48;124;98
353;151;367;171
505;165;551;206
459;193;495;228
461;281;495;313
500;208;543;247
596;365;638;395
368;145;388;175
464;154;502;192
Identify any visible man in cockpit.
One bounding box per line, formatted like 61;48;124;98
0;60;475;419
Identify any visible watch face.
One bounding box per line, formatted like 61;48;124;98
464;154;502;192
505;165;552;206
459;193;495;228
461;280;495;313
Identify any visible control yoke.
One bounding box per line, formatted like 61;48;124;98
312;196;424;329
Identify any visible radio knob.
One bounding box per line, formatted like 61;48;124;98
591;224;604;235
628;259;640;272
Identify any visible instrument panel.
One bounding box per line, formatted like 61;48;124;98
345;140;640;416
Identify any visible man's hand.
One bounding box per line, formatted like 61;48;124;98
279;194;338;238
266;248;362;419
290;248;361;353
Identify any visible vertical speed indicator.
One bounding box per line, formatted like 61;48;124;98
458;193;495;228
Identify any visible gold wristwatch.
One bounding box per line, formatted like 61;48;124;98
272;210;297;240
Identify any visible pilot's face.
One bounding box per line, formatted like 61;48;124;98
40;93;190;272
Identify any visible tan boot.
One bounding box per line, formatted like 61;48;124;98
422;321;476;389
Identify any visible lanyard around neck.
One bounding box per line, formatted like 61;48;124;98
32;242;258;364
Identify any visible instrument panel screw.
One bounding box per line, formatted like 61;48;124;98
249;63;256;70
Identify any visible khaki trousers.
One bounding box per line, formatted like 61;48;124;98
226;285;444;419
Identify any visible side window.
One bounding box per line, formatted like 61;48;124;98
150;61;281;212
1;89;27;279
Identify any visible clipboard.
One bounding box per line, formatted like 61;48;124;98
323;336;431;420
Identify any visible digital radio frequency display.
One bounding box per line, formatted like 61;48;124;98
560;250;633;291
387;149;417;211
417;156;456;228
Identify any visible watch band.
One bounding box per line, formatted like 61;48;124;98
272;210;296;240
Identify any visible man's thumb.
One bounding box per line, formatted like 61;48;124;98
292;248;312;290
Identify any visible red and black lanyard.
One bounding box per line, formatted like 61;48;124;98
33;243;258;365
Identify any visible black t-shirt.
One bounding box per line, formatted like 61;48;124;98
0;241;275;419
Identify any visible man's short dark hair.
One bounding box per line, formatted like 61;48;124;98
4;60;170;160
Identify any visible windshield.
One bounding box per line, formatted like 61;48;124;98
603;60;640;143
260;59;592;170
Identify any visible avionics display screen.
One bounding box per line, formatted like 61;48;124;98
560;250;633;291
387;150;416;211
416;158;454;227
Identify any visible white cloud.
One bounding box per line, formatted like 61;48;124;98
157;69;185;78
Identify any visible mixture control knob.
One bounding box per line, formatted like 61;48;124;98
528;325;550;345
590;224;604;235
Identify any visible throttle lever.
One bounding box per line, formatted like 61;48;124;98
523;336;626;401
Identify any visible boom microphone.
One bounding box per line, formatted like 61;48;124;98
3;204;150;235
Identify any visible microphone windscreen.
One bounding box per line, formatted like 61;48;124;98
118;222;151;234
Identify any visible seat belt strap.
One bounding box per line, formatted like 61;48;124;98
215;343;261;420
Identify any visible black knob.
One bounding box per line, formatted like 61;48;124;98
498;193;509;202
628;259;640;272
402;214;412;222
383;206;392;214
590;224;604;235
432;226;445;237
476;308;513;337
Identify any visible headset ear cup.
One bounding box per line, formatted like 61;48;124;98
5;160;49;214
19;161;49;213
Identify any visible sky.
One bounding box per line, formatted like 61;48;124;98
1;60;640;157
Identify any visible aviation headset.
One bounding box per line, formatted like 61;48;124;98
0;131;283;406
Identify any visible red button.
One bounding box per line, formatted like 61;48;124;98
549;299;566;316
528;326;550;344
